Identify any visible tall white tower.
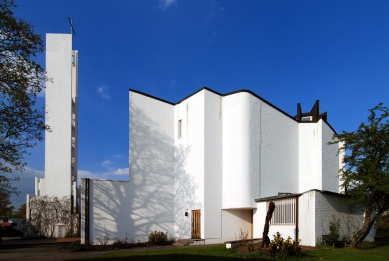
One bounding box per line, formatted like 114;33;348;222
33;33;78;209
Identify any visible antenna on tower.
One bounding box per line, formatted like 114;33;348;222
68;17;76;36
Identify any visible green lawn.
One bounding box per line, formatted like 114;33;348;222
72;242;389;261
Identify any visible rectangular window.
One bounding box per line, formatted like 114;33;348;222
301;116;312;122
270;198;296;225
178;119;182;139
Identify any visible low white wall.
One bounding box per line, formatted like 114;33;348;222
222;209;252;242
298;191;316;246
88;180;132;244
83;178;175;245
253;202;266;239
254;202;297;243
269;225;296;241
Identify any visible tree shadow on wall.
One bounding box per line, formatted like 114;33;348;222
90;104;196;243
174;144;199;239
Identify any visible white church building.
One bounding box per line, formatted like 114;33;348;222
81;88;373;246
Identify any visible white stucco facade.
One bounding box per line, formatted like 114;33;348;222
81;87;370;246
27;34;79;230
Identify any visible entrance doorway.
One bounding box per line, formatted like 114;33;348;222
191;210;201;239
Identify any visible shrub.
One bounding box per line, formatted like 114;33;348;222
70;241;90;251
245;250;262;258
111;232;143;249
269;232;301;258
235;228;250;248
65;229;79;238
329;215;341;236
148;231;169;245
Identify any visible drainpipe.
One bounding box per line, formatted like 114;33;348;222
295;196;299;241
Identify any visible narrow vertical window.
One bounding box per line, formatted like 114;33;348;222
178;119;182;139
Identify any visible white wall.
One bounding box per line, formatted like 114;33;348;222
299;123;320;192
129;91;175;242
321;121;341;193
88;180;133;244
82;90;177;245
204;91;222;239
299;120;341;194
174;91;205;239
223;92;299;206
222;91;299;206
259;100;299;198
222;92;258;209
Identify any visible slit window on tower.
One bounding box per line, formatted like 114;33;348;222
178;120;182;139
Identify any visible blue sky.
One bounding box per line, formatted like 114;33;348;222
8;0;389;208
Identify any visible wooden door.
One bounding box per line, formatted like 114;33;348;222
191;210;201;239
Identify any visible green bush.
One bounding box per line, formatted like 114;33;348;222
269;232;301;258
65;229;79;238
245;250;263;258
148;231;169;246
329;215;341;236
70;241;89;251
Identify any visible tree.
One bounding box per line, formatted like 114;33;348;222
0;190;14;216
330;103;389;247
0;0;49;195
28;196;79;237
12;203;26;218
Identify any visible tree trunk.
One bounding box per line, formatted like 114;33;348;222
350;205;376;247
260;201;275;248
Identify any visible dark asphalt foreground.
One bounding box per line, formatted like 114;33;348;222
0;237;198;261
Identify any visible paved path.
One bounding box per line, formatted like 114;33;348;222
0;238;203;261
0;237;80;248
0;243;112;261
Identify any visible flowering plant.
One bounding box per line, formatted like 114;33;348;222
269;232;301;257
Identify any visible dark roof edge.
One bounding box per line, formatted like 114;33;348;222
254;189;347;202
322;119;338;135
129;89;175;105
130;87;297;121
